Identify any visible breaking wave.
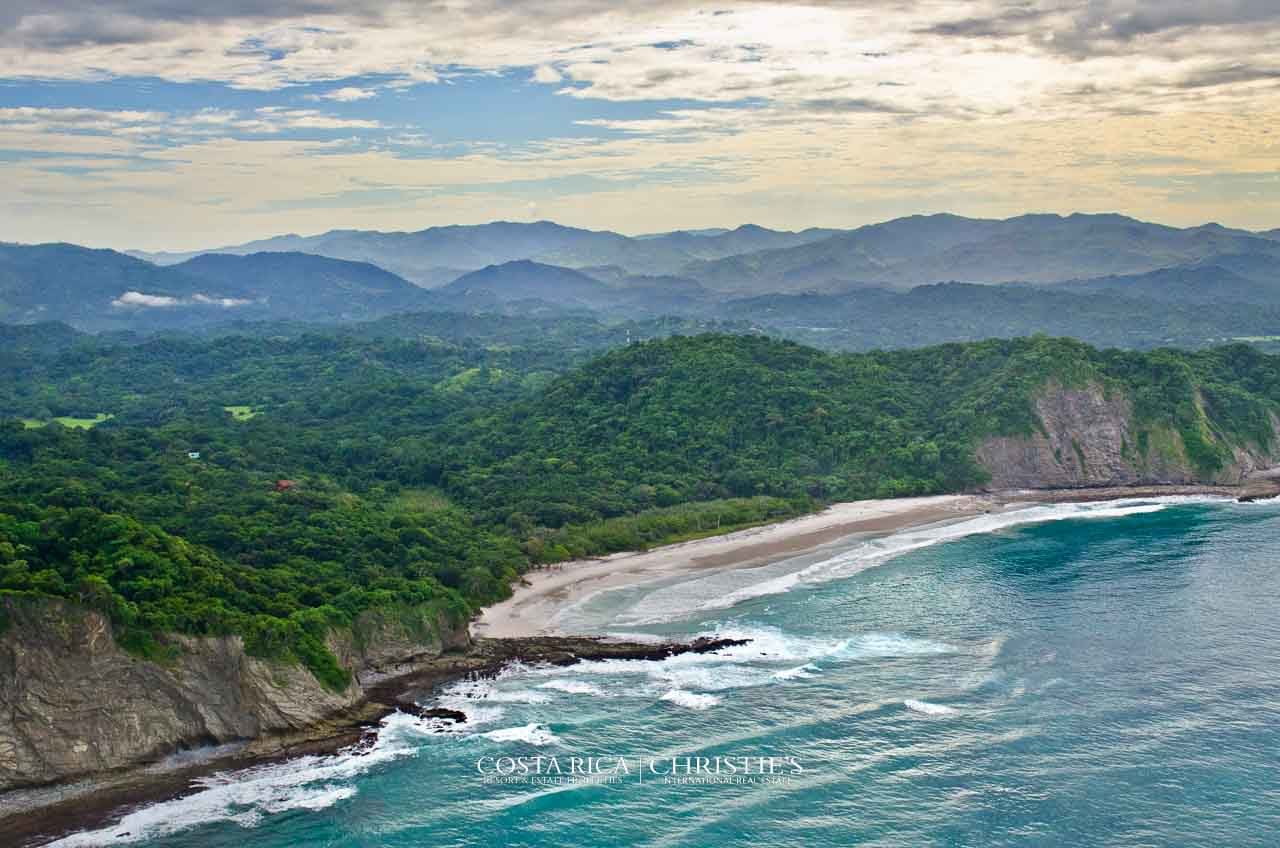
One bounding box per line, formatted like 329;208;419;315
697;497;1218;613
47;711;437;847
904;699;959;716
659;690;721;710
478;723;562;746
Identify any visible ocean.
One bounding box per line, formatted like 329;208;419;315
52;497;1280;847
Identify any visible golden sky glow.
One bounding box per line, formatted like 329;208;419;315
1;1;1277;249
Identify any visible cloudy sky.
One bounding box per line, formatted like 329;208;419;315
2;1;1278;250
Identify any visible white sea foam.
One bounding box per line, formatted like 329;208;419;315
48;711;434;847
660;690;721;710
537;679;607;696
696;498;1217;613
478;689;551;704
479;723;562;746
519;625;957;698
833;633;956;659
773;663;819;680
904;699;958;716
430;673;564;728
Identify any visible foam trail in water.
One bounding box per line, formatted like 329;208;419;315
698;497;1217;613
478;723;562;746
904;699;958;716
773;663;819;680
537;679;607;696
660;690;721;710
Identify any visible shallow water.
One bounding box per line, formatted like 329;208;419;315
53;497;1280;847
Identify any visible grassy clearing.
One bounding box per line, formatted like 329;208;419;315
392;488;453;514
22;413;114;429
224;405;258;421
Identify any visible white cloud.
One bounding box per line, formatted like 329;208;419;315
112;291;181;308
532;65;561;84
112;290;253;308
0;2;1275;118
312;86;377;102
2;3;1279;247
191;293;254;307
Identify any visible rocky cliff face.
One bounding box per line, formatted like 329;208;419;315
0;597;469;792
976;382;1280;490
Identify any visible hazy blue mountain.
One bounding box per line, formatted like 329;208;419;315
0;243;218;327
129;215;1279;297
1049;263;1280;305
714;282;1280;351
683;214;1280;293
173;252;430;321
437;261;610;307
435;260;711;315
898;217;1277;286
134;222;705;285
635;227;731;239
1188;251;1280;284
0;244;429;329
131;221;842;286
638;224;840;261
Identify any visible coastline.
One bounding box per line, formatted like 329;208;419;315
475;494;989;639
5;482;1274;846
475;481;1272;640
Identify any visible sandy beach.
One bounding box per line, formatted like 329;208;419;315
474;482;1278;640
474;494;990;638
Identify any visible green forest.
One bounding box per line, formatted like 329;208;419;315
3;318;1279;687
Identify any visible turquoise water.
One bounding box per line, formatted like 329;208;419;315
56;498;1280;847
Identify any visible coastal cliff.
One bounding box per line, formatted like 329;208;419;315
976;382;1280;490
0;596;470;793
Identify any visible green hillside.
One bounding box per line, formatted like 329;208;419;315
3;331;1279;687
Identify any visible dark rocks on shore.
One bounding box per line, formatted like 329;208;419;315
402;706;468;723
386;635;750;709
0;632;750;847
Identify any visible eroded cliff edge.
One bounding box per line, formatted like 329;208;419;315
976;382;1280;490
0;596;469;793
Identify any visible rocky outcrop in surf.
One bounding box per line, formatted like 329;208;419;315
0;594;748;796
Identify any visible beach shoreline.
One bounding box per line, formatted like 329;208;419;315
474;494;989;639
4;482;1272;845
475;482;1272;640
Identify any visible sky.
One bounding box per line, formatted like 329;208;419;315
1;1;1278;251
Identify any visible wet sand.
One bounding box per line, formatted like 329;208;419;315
474;494;989;639
474;482;1279;639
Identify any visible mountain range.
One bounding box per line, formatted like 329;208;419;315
5;212;1278;346
128;213;1280;294
0;244;431;330
131;222;838;287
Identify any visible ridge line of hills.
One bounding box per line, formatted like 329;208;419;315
1;212;1277;350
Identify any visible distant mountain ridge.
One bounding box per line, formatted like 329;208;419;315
0;244;429;330
8;211;1279;338
129;221;841;286
685;213;1280;293
129;213;1279;296
435;260;712;314
173;252;429;321
1048;263;1280;305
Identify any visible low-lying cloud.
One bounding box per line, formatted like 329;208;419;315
112;291;254;308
